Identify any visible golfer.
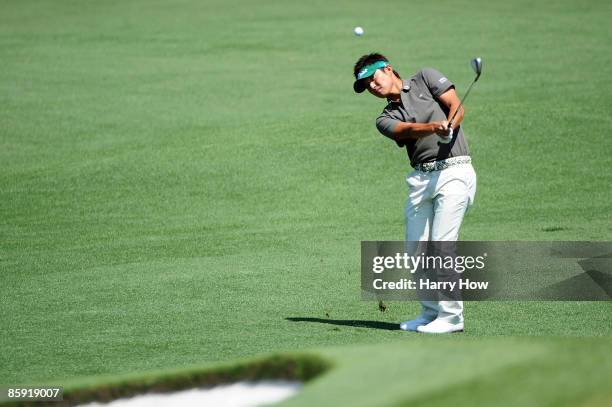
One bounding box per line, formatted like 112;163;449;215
353;53;476;334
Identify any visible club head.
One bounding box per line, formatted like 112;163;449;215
471;57;483;80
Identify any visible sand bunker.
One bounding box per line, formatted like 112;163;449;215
78;380;302;407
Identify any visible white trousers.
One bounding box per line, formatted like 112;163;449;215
405;163;477;324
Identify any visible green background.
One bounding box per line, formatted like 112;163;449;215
1;0;611;405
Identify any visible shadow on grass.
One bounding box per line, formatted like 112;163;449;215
286;317;400;331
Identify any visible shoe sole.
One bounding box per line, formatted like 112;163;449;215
416;329;464;334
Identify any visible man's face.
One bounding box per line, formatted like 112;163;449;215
365;66;395;98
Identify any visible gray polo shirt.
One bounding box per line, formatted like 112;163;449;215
375;68;470;167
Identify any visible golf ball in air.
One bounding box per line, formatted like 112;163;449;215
354;26;364;36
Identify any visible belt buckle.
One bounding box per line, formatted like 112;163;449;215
418;162;435;172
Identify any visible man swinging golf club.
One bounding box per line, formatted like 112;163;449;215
353;53;481;334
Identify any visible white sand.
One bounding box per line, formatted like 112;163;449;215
78;381;302;407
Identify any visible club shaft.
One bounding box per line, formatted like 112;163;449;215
448;74;480;128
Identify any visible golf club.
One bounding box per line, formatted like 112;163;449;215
448;57;483;129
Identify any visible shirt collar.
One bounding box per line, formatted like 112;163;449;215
387;80;411;104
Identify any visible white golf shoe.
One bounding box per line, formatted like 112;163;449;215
399;315;436;332
417;318;464;334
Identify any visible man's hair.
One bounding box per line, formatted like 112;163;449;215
353;52;401;79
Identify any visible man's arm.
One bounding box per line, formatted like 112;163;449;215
376;114;448;144
438;88;463;129
391;121;449;142
420;68;461;136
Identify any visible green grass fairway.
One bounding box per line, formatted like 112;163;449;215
1;0;611;405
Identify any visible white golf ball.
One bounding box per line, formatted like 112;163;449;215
354;26;364;36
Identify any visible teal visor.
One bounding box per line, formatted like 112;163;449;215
354;60;388;93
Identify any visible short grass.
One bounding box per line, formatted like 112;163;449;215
1;0;611;405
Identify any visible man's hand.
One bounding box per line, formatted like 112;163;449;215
436;121;454;144
433;120;449;137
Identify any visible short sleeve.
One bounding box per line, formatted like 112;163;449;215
376;114;405;148
420;68;454;97
376;114;399;137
